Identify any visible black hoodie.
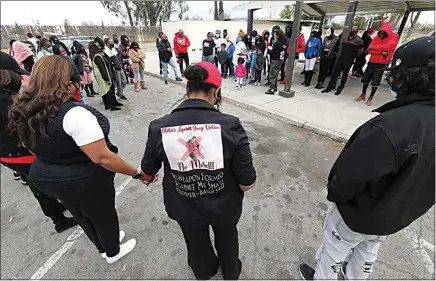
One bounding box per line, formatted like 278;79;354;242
328;96;435;235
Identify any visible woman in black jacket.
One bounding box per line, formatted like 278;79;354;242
140;62;256;280
71;41;99;98
0;52;77;233
9;55;149;264
49;35;70;56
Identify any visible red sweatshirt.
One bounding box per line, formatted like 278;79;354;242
287;33;306;56
368;22;399;64
173;33;191;54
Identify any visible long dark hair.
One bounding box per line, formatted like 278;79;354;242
8;55;75;148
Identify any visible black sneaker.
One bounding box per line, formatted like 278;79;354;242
299;263;315;280
13;171;21;181
321;88;332;93
109;107;121;111
176;78;183;82
115;102;124;107
265;89;276;95
165;81;168;85
334;90;342;96
55;217;78;233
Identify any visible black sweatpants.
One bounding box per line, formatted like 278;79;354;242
178;53;190;73
32;168;120;257
326;60;354;92
317;56;336;83
352;51;367;76
177;217;242;280
255;69;262;83
3;163;66;223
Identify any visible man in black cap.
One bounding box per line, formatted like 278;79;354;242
0;52;78;233
299;36;435;280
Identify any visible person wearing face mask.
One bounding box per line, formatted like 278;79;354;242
9;55;150;265
302;30;322;87
279;25;293;83
265;25;281;84
112;34;120;50
104;38;128;100
173;29;191;76
351;28;374;78
201;32;216;64
0;52;78;234
71;41;99;98
49;35;70;57
355;22;399;106
118;35;133;83
213;30;225;68
157;33;183;85
265;29;286;95
140;61;256;280
299;35;435;281
321;25;364;96
90;39;123;111
36;38;53;60
128;42;146;92
315;27;338;89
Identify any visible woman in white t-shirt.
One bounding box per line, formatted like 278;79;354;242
8;55;151;265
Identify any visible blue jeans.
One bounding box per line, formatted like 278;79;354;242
161;58;180;81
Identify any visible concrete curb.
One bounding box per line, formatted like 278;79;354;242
144;70;348;143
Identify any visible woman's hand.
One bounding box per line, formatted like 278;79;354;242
140;173;158;185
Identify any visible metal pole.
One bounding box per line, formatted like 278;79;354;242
319;15;325;31
397;10;410;38
330;0;358;85
279;0;303;98
247;9;254;34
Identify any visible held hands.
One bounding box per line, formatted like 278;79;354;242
140;173;158;185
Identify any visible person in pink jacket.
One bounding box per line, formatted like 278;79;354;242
235;57;246;89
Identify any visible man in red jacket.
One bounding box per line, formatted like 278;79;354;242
173;29;191;77
355;22;399;106
281;29;305;84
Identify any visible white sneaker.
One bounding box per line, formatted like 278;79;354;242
101;231;126;258
105;238;136;264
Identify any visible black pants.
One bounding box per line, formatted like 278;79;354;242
214;55;219;67
32;168;120;257
317;56;336;83
158;52;162;71
3;163;66;223
352;51;367;76
177;218;241;280
227;59;234;76
326;60;354;92
178;53;190;73
102;84;118;109
255;69;262;82
220;63;227;77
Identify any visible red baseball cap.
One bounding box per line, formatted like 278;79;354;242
195;61;222;88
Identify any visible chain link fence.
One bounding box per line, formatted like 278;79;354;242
1;25;161;49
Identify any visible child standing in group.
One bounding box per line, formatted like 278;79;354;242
217;43;228;78
254;49;265;86
227;39;235;77
235;57;246;89
249;46;257;83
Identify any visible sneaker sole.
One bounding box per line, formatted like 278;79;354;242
106;239;137;264
101;231;126;258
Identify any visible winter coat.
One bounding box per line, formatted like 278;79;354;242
304;36;322;59
255;54;265;70
92;53;112;95
368;22;399;65
173;33;191;54
227;44;235;59
128;48;146;70
321;35;339;58
328;96;435;236
233;41;248;66
269;37;286;61
217;50;228;65
286;33;306;57
235;64;246;78
157;39;173;63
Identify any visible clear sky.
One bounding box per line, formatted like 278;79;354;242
1;1;434;26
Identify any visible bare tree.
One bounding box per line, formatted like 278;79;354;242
267;7;277;18
178;1;189;20
406;11;421;39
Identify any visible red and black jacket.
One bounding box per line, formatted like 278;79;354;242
0;93;35;165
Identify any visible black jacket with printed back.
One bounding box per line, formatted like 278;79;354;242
141;99;256;225
327;96;435;235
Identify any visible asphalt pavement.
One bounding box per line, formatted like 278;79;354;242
1;76;434;279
